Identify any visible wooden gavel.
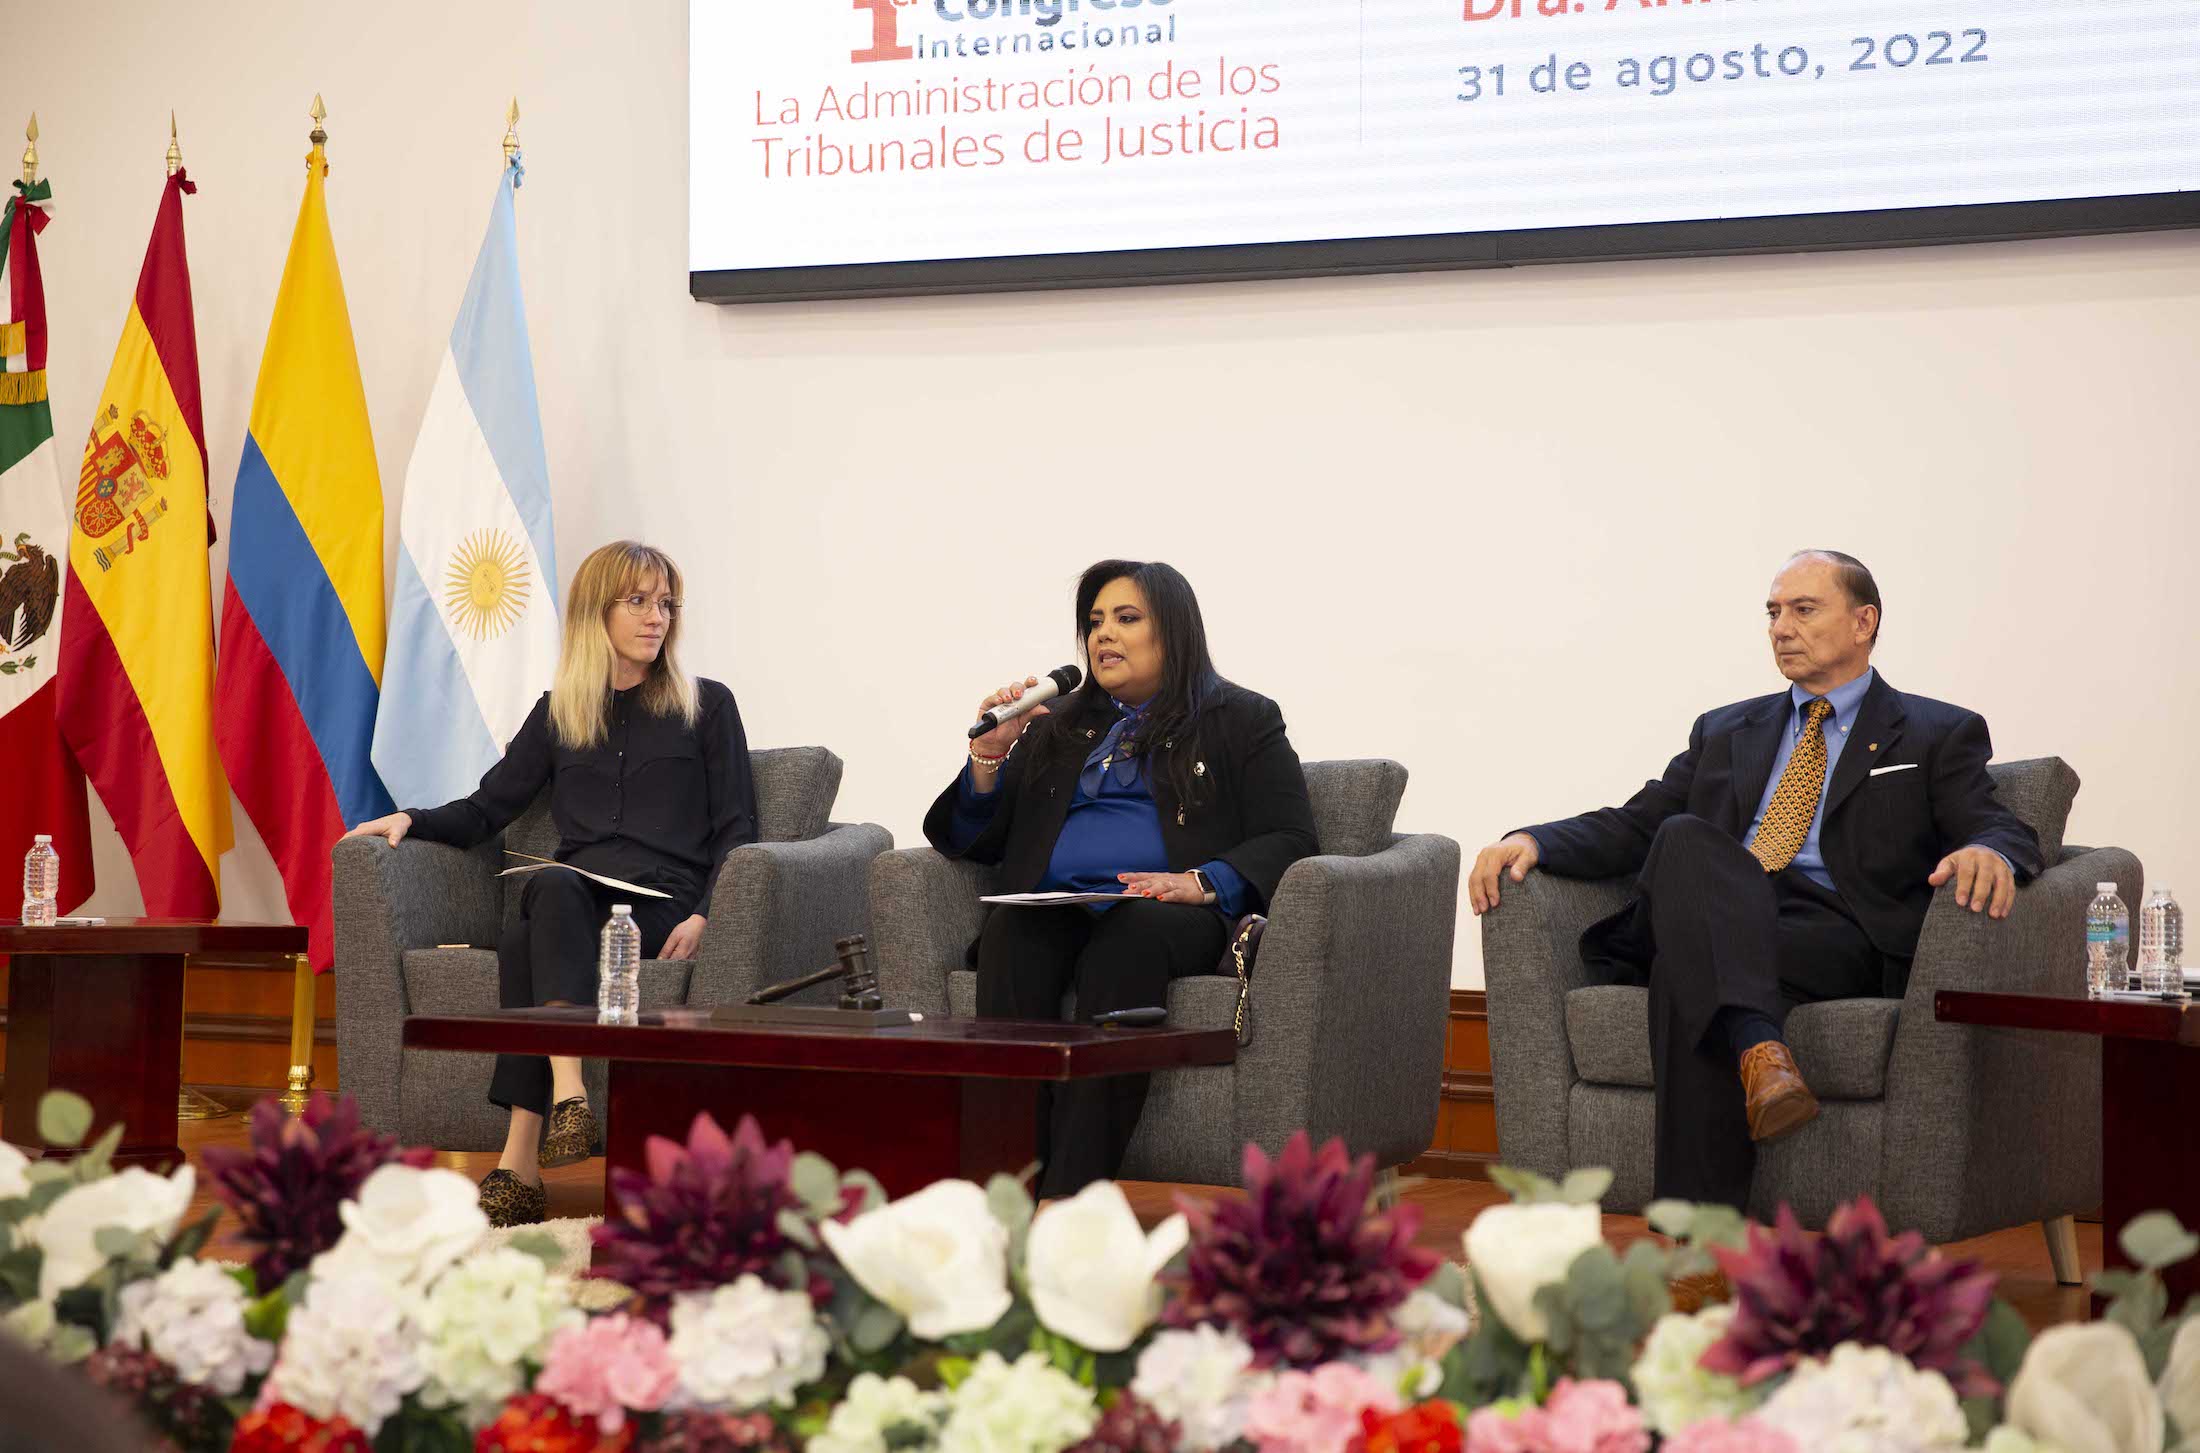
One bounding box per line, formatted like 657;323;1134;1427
745;933;882;1011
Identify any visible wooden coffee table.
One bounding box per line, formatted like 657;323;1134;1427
1936;987;2199;1301
401;1007;1237;1201
1;918;307;1167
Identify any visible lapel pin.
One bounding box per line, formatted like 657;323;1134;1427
1868;743;1878;752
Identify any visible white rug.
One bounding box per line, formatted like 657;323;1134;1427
483;1217;631;1311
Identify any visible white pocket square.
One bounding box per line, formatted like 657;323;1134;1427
1869;763;1919;777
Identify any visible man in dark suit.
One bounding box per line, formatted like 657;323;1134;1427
1469;551;2042;1208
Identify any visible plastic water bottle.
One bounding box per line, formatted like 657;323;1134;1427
2087;882;2130;997
2139;889;2185;999
19;835;57;928
597;904;641;1024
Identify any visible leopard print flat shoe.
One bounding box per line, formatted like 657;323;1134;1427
538;1096;597;1169
477;1169;546;1229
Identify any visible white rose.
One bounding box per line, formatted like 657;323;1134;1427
2159;1317;2200;1446
1461;1201;1603;1344
2008;1322;2164;1453
819;1180;1011;1340
35;1165;196;1302
0;1139;29;1201
1025;1181;1187;1353
314;1164;487;1292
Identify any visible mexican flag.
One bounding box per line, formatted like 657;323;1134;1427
0;178;94;912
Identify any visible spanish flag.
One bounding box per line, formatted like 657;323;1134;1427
214;136;391;968
56;168;232;916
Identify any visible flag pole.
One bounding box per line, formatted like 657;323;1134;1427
279;953;317;1113
20;113;36;186
165;111;181;176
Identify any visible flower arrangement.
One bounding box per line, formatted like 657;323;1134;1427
17;1086;2200;1453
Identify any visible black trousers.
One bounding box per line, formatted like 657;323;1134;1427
1605;814;1887;1210
487;871;686;1115
974;900;1227;1197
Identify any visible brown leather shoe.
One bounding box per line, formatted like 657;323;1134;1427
478;1169;546;1229
1739;1041;1819;1142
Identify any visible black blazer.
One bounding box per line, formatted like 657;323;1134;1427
923;680;1320;913
1523;672;2043;983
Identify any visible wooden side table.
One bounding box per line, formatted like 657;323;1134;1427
1;919;307;1167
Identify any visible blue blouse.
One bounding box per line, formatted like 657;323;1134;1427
946;699;1250;917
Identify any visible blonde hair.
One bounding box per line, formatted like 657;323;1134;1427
549;541;699;748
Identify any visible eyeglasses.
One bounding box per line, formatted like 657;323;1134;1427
616;594;682;620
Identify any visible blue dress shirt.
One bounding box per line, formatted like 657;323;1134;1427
1744;669;1877;891
945;699;1250;917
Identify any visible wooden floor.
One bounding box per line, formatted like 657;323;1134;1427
173;1112;2099;1332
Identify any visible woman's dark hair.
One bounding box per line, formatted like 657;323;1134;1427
1021;559;1221;807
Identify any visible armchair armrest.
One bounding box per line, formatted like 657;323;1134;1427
1481;870;1636;1180
687;823;894;1007
1240;833;1461;1167
868;847;995;1014
1879;845;2141;1240
330;835;504;1134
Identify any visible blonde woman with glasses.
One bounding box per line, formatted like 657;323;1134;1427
343;541;757;1226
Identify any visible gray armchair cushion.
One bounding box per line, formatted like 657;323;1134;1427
753;746;843;843
1300;759;1406;858
1564;985;1901;1099
1984;757;2078;864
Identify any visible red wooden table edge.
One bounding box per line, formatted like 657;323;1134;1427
401;1010;1238;1079
0;918;307;955
1934;988;2200;1046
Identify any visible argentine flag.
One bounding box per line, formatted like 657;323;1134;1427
372;156;557;809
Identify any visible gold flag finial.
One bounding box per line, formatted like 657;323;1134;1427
309;93;327;149
502;96;520;164
20;113;36;187
165;111;183;176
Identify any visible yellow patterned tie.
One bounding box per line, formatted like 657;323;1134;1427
1751;698;1835;873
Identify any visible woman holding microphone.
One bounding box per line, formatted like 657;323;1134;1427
343;541;757;1227
926;559;1319;1195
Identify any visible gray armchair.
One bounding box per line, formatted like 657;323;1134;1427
866;760;1461;1186
332;746;892;1151
1484;756;2137;1263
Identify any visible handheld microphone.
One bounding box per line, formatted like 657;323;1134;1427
968;664;1082;740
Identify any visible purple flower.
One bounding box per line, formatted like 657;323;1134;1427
591;1113;857;1318
1164;1133;1439;1369
198;1094;432;1292
1701;1196;2000;1397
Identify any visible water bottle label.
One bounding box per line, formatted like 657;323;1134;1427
2088;924;2122;944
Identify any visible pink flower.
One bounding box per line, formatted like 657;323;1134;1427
1463;1381;1647;1453
534;1315;679;1433
1244;1361;1402;1453
1656;1418;1800;1453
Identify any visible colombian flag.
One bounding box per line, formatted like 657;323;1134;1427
56;169;232;915
216;141;391;969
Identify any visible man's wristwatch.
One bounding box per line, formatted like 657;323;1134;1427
1186;868;1218;906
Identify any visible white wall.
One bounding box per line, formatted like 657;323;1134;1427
8;3;2195;985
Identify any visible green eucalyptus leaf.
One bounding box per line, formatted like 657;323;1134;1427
0;1246;41;1303
842;1169;889;1214
1960;1394;1999;1447
1685;1205;1749;1251
1558;1168;1613;1207
92;1225;146;1260
2107;1272;2170;1344
791;1152;842;1212
2123;1213;2200;1273
2094;1269;2140;1300
777;1208;820;1250
1565;1247;1628;1331
36;1091;92;1149
1645;1200;1697;1239
73;1123;124;1181
1620;1241;1673;1330
163;1207;219;1268
44;1321;95;1364
852;1302;904;1354
506;1231;563;1268
1488;1166;1561;1205
1964;1298;2031;1387
225;1264;258;1298
1424;1258;1469;1310
779;1249;812;1290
